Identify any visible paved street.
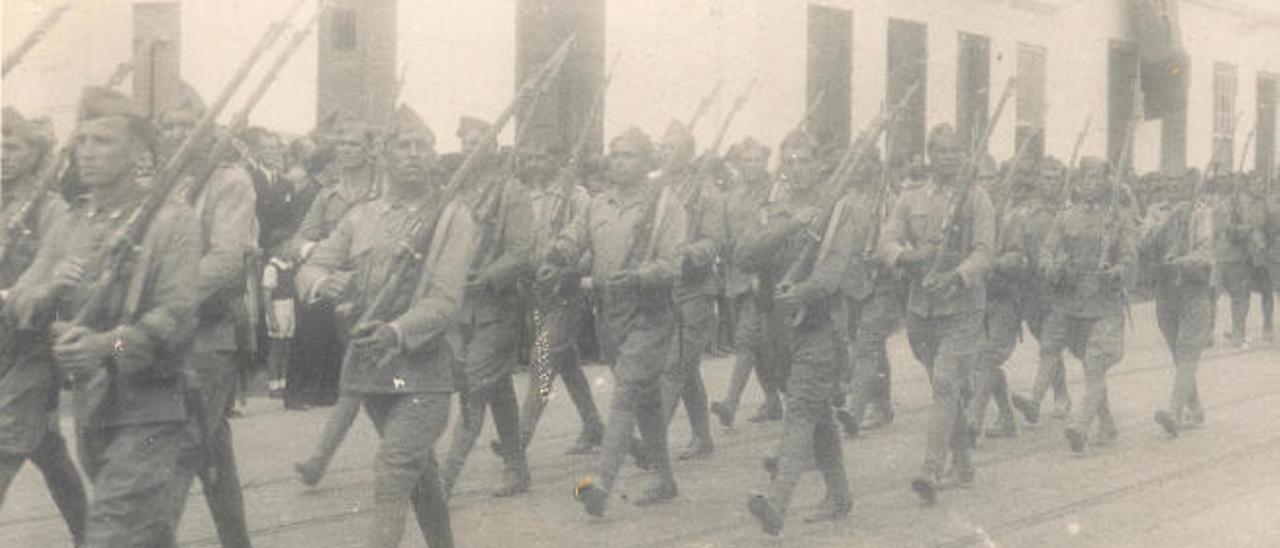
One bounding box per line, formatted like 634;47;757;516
4;298;1280;547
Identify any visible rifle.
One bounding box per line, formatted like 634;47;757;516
922;77;1016;299
778;80;921;327
680;77;761;257
995;127;1044;239
186;0;326;204
1239;125;1257;174
546;51;621;238
106;63;133;90
63;0;310;426
341;36;576;374
1097;83;1143;272
2;1;74;77
686;78;724;134
1059;113;1093;203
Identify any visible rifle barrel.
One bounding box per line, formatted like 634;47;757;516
2;1;74;77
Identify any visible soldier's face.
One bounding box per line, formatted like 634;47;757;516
605;140;650;188
929;141;962;181
779;144;816;190
388;132;435;186
517;148;555;186
157;109;198;160
736;148;770;187
333;126;370;171
459;129;488;157
252;134;286;173
657;135;693;172
75;116;141;189
1;134;40;183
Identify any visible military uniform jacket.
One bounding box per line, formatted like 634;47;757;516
6;194;200;428
663;169;726;302
721;180;770;299
879;178;995;318
297;194;474;394
734;183;817;306
1140;200;1214;289
1211;191;1266;266
290;175;376;258
0;181;70;453
839;184;890;302
530;179;590;265
460;177;533;325
192;164;259;354
1040;202;1138;319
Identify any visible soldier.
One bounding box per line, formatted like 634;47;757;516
1140;173;1212;437
5;86;200;547
970;158;1039;440
515;142;605;455
711;135;809;428
835;148;901;439
0;107;87;545
1246;173;1275;343
655;121;722;460
287;111;378;409
746;131;860;535
293;114;383;486
296;106;470;548
441;116;534;498
1210;172;1266;348
879;124;994;503
561;127;687;516
155;90;256;548
1038;157;1137;453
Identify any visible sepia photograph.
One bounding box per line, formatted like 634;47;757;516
1;0;1279;546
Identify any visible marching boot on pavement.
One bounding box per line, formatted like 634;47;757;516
1141;173;1213;438
0;107;87;546
516;141;604;456
295;107;470;548
656;121;722;460
6;87;202;547
440;116;534;499
713;138;792;429
1037;158;1137;454
879;125;994;503
552;128;687;517
747;129;858;536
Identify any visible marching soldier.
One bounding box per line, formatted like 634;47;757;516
835;149;901;439
1037;157;1137;453
1210;172;1266;348
156;91;256;547
6;87;201;547
441;116;535;498
655;121;722;460
0;107;87;545
561;127;687;516
296;106;470;547
880;124;994;503
746;130;858;535
512;141;604;455
1140;173;1213;437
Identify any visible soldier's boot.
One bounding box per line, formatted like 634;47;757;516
806;418;852;524
802;495;852;524
749;391;783;423
627;435;652;470
863;404;894;430
1153;410;1180;438
710;401;737;428
747;494;784;536
632;475;678;507
633;396;677;507
491;452;531;498
1063;426;1086;453
676;436;714;461
573;477;608;517
986;414;1017;438
489;433;530;458
1011;394;1041;425
440;456;463;500
835;405;860;438
1050;357;1072;419
762;455;779;481
910;471;942;505
565;423;604;455
561;354;606;453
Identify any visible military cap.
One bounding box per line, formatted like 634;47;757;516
330;109;374;138
167;80;207;118
927;123;958;152
79;86;145;122
734;136;769;160
1041;156;1066;174
1078;156;1109;175
779;128;817;154
456;116;491;138
610;126;654;156
393;105;436;146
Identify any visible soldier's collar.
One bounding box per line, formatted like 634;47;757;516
83;180;147;220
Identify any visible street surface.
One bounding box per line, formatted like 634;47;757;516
3;298;1280;547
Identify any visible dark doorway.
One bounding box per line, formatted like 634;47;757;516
806;4;852;150
887;18;927;171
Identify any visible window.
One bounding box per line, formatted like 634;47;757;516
1108;41;1140;168
332;9;357;52
807;4;853;149
956;32;990;155
1212;63;1238;171
516;0;605;152
887;18;927;171
1255;73;1275;174
1016;44;1046;163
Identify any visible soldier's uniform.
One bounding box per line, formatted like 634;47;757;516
747;180;858;535
658;133;724;459
6;86;201;547
0;108;87;545
563;128;687;516
1141;197;1213;435
834;181;901;439
443;163;534;497
519;175;604;454
1211;178;1266;347
297;111;473;546
1037;164;1137;453
879;125;994;501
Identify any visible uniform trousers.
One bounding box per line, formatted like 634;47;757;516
177;350;252;548
0;418;87;544
971;294;1019;430
660;294;715;443
1037;312;1124;434
520;294;603;444
843;288;899;428
719;294;791;414
1155;282;1211;419
444;313;524;488
363;393;453;548
906;310;982;477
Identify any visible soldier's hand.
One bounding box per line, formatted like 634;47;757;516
606;270;636;290
315;271;353;302
898;245;937;269
536;264;561;286
53;326;112;378
350;322;399;369
51;258;87;292
923;270;962;297
774;282;804;308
